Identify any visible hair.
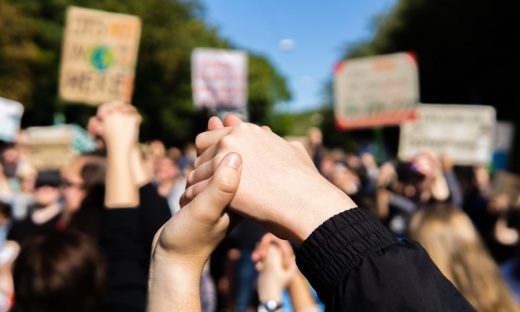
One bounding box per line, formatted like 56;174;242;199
0;201;10;219
408;203;519;312
11;229;106;312
69;155;106;240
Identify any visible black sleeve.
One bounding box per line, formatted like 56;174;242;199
296;208;475;311
102;208;148;312
138;183;172;250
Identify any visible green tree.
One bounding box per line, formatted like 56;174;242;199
0;1;42;106
327;0;519;169
0;0;291;146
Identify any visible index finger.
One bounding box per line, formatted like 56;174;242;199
195;127;233;155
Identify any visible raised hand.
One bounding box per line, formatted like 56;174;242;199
186;117;357;244
151;152;242;265
148;153;242;312
254;235;297;303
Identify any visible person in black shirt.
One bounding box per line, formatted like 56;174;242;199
8;170;63;244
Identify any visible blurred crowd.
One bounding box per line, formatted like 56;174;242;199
1;103;520;312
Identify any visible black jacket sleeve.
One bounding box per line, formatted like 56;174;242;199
296;207;475;311
138;183;172;251
102;209;148;312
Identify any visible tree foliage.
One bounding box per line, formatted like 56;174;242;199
0;0;291;145
325;0;519;169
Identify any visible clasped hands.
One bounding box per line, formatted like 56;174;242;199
151;115;356;273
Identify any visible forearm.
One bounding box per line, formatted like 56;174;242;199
284;175;356;245
148;255;204;312
288;272;317;312
130;144;151;187
257;276;284;304
295;208;474;311
105;143;139;208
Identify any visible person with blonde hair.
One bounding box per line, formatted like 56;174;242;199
408;203;520;312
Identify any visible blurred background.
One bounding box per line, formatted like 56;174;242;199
1;0;518;171
1;1;520;311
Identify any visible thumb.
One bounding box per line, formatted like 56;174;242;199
190;152;242;221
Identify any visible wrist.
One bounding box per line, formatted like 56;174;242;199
148;256;202;311
288;176;356;245
258;283;283;303
151;244;208;273
106;139;134;152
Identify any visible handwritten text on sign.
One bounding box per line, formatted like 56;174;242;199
59;7;141;105
192;48;248;110
334;52;419;130
398;104;496;165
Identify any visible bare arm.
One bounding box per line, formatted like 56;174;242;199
288;272;320;312
103;111;140;208
147;152;242;312
130;144;151;188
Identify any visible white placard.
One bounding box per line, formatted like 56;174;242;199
334;52;419;129
398;104;496;165
192;48;248;110
0;97;24;142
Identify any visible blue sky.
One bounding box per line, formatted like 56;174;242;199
199;0;396;112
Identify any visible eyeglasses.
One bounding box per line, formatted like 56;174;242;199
61;180;85;189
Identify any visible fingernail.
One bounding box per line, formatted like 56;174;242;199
224;153;241;169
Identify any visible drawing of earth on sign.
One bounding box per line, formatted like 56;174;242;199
89;46;114;72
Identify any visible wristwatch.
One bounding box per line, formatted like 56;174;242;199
258;300;283;312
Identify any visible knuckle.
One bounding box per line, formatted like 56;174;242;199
219;136;235;149
234;122;250;133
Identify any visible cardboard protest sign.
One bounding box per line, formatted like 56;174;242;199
59;6;141;105
25;126;76;170
334;52;419;130
192;48;248;111
492;171;520;203
398;104;496;165
0;97;24;142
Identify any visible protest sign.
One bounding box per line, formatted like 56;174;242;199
59;6;141;105
334;52;419;130
25;126;76;170
191;48;248;111
0;97;24;142
398;104;496;165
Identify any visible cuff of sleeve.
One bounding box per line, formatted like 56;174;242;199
295;207;397;302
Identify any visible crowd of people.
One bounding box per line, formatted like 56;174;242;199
1;102;520;311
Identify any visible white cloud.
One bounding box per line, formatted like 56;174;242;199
279;38;295;51
301;75;313;86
